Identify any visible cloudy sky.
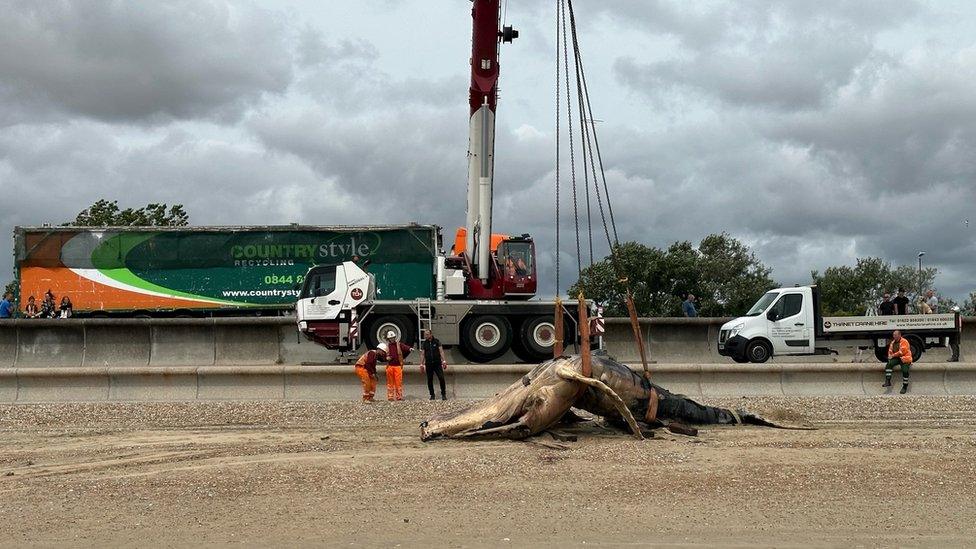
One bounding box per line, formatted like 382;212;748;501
1;0;975;299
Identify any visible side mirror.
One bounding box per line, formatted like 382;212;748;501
766;310;780;321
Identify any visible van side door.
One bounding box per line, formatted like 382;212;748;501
765;292;813;355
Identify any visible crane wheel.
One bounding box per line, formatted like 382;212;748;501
459;315;512;363
364;315;414;351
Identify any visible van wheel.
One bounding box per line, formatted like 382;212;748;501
746;340;772;363
732;355;750;364
459;315;512;363
364;315;414;350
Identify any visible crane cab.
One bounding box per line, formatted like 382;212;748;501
496;236;537;298
451;228;536;300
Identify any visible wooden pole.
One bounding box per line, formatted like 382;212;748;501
624;289;650;379
578;292;591;377
553;297;564;358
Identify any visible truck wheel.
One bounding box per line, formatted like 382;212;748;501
364;315;414;350
874;346;888;363
459;315;512;363
514;316;559;362
906;336;923;363
746;339;772;363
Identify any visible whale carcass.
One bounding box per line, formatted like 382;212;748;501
420;354;800;441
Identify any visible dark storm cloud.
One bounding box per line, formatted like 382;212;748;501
0;122;354;227
0;0;293;124
593;0;921;50
609;1;915;110
1;0;975;304
599;0;976;297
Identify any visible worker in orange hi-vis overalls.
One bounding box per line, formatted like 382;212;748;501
384;331;413;401
354;344;387;402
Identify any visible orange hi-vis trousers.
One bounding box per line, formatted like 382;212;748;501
355;366;376;402
386;365;403;401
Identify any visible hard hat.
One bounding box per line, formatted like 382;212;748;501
376;342;388;353
385;330;397;340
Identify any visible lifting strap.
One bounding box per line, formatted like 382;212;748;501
577;292;591;377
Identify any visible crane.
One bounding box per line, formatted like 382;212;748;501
454;0;533;300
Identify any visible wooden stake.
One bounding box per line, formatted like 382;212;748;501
553;297;564;358
578;292;591;378
625;289;650;379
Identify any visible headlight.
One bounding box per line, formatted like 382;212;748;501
729;322;745;337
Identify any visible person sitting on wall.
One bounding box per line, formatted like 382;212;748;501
40;291;57;318
23;295;39;318
0;292;14;319
58;296;73;318
883;330;913;394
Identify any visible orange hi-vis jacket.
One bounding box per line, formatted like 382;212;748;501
355;350;380;376
888;337;912;364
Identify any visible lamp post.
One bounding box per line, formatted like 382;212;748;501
917;251;926;305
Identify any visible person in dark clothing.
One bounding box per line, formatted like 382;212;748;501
892;288;910;315
40;291;57;318
419;329;448;400
878;292;895;315
23;296;39;318
58;296;73;318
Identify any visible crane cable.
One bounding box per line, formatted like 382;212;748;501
554;0;650;378
559;0;583;278
553;0;564;356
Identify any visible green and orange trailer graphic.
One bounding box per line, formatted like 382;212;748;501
14;225;439;316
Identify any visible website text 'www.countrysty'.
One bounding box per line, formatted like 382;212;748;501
221;289;301;298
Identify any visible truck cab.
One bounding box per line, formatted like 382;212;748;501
296;261;373;348
719;286;818;363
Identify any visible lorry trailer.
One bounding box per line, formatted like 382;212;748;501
718;285;961;363
13;224;438;317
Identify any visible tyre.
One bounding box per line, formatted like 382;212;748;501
363;315;414;350
459;315;513;363
732;355;750;364
906;336;923;363
516;316;560;362
874;345;888;363
510;318;532;362
746;339;772;363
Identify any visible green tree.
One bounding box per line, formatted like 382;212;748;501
571;234;776;317
811;257;938;315
960;292;976;316
697;233;776;316
66;199;189;227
